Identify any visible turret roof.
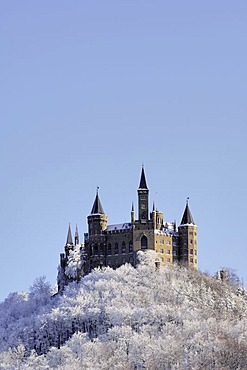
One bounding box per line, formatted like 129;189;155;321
139;166;148;189
66;224;73;245
91;192;105;215
180;200;195;225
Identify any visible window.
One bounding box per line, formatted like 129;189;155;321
167;258;170;263
141;235;148;250
114;256;118;265
108;243;112;255
190;258;193;263
94;244;98;255
160;240;164;244
114;242;118;255
190;239;193;244
190;249;193;255
195;250;197;256
129;241;133;253
100;243;104;255
122;241;126;254
167;250;170;255
122;256;126;264
160;249;164;254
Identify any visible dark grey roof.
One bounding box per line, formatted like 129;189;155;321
180;202;195;225
66;224;73;245
75;224;79;244
139;167;148;189
91;193;105;215
75;224;79;237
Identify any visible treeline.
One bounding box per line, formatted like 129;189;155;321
0;252;246;369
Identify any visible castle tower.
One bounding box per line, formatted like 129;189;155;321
178;199;198;269
151;202;156;229
75;224;79;245
86;189;108;271
58;224;74;292
138;166;149;223
65;223;74;257
132;167;156;254
131;202;135;224
87;189;108;236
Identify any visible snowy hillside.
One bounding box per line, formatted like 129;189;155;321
0;253;247;369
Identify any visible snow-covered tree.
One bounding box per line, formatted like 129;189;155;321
1;263;247;369
65;245;84;281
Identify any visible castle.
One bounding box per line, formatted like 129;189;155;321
58;167;198;291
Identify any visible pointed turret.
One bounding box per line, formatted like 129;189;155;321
131;202;135;224
66;224;73;245
180;198;195;225
88;188;108;236
178;198;198;270
91;188;105;215
139;166;148;189
138;166;149;222
75;224;79;245
151;201;157;229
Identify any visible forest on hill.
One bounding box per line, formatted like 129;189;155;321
0;251;246;370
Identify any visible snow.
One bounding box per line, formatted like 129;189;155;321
107;223;132;232
0;253;246;369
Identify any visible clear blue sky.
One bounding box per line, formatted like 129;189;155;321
1;1;246;301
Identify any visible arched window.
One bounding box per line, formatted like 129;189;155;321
129;241;133;253
94;243;98;255
114;242;118;255
100;243;104;256
108;243;112;255
122;241;126;254
141;235;148;250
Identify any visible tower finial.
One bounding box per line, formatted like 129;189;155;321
96;186;99;195
186;197;189;205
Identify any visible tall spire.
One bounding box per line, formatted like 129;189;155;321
91;188;105;215
75;224;79;245
131;202;135;224
180;198;195;225
139;165;148;189
66;224;73;245
138;166;149;221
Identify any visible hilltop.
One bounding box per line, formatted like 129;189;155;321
0;252;246;369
